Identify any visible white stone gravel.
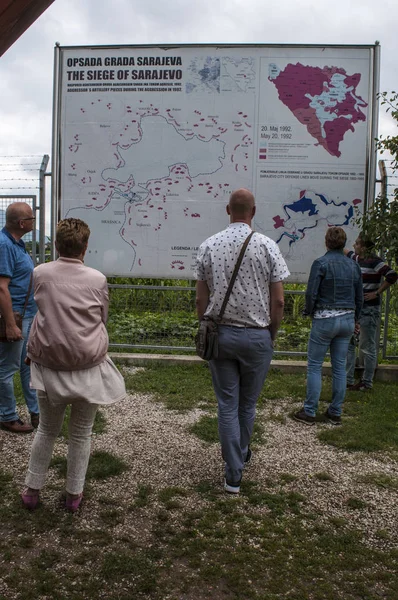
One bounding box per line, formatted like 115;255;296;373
1;367;397;554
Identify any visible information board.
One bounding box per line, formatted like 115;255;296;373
53;44;379;281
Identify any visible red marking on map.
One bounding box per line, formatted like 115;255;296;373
273;215;285;229
352;198;362;206
171;260;185;270
269;63;367;158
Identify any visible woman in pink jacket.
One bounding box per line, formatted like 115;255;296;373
22;218;126;512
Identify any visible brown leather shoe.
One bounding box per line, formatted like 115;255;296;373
30;413;39;429
0;418;34;433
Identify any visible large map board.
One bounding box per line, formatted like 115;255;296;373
53;44;379;281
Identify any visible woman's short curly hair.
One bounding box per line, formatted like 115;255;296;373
56;218;90;258
325;226;347;250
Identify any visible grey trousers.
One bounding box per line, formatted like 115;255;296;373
25;391;98;494
209;325;274;484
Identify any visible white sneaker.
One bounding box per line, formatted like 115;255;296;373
224;479;240;494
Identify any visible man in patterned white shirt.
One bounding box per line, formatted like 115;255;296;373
195;188;290;494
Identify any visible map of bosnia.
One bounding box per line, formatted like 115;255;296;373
268;63;367;158
272;188;361;258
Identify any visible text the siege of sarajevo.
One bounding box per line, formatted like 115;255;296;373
66;56;183;82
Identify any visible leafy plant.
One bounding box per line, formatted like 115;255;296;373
357;91;398;266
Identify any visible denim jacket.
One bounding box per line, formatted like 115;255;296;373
304;250;363;320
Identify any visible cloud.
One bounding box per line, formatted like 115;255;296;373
0;0;397;180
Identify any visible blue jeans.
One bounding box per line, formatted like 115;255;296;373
346;306;380;388
0;317;38;422
304;314;354;417
209;326;274;484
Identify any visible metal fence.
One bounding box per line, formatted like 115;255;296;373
107;282;398;360
1;184;396;359
0;155;49;263
0;195;40;261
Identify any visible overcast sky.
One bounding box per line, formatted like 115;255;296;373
0;0;396;196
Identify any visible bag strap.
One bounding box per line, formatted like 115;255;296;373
218;231;254;321
21;273;33;319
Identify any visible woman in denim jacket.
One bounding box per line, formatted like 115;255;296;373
294;227;363;426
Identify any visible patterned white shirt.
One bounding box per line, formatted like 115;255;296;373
194;222;290;327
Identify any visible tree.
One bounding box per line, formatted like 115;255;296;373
358;91;398;265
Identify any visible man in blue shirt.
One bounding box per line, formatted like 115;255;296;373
0;202;39;433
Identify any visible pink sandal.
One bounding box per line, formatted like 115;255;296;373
65;493;83;512
21;488;40;510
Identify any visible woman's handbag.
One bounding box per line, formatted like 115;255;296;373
195;232;254;360
0;312;23;342
0;274;33;342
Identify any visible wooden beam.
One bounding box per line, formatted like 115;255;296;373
0;0;56;57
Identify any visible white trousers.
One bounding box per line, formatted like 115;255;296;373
25;391;98;494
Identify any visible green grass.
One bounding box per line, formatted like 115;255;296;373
3;363;398;599
124;363;398;455
1;457;398;598
356;472;398;490
131;484;153;508
314;471;334;482
318;382;398;452
50;450;129;481
346;497;369;510
190;415;264;445
123;361;216;411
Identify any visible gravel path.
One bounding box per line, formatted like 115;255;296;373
1;367;397;552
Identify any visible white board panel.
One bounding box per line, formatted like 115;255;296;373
55;44;376;281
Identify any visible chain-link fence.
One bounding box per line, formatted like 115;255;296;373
107;281;398;359
106;282;305;355
0;195;39;262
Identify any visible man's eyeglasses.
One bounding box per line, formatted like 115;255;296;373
20;217;36;221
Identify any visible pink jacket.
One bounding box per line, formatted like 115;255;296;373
27;257;109;371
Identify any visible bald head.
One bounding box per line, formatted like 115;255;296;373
227;188;255;223
6;202;33;225
5;202;35;239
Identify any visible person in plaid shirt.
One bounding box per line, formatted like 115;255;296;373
345;233;397;390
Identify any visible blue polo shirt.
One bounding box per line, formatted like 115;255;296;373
0;227;37;318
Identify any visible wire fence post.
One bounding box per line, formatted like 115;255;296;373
39;154;49;263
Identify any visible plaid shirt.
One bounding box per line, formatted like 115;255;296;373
347;251;397;307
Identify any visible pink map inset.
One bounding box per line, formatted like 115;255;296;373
269;63;367;158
